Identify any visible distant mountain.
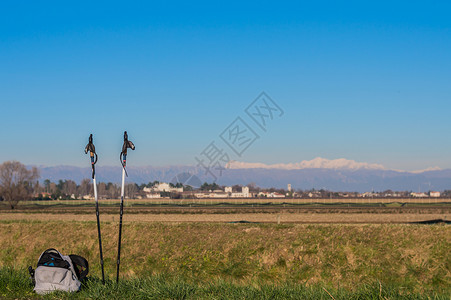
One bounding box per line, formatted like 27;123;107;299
216;168;451;192
37;165;195;185
35;159;451;193
226;157;386;171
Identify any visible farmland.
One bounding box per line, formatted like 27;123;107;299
2;221;450;285
1;198;450;224
0;200;450;298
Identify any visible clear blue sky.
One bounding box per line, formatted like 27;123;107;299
0;1;450;171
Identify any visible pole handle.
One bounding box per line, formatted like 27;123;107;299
120;131;135;177
85;134;98;179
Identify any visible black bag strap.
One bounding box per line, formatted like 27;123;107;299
69;255;89;281
38;248;61;261
28;266;35;285
37;248;70;269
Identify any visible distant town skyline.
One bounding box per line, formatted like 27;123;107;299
1;2;450;171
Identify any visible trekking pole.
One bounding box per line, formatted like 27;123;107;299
84;134;105;284
116;131;135;283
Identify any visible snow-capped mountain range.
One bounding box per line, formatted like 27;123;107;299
33;157;451;192
226;157;387;171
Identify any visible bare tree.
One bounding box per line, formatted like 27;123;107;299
43;179;51;193
246;182;260;193
0;161;39;209
49;182;57;195
79;179;92;198
97;182;107;199
106;182;120;199
62;180;77;198
34;180;43;194
125;183;138;199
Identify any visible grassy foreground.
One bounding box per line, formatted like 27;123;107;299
0;220;449;298
0;267;449;299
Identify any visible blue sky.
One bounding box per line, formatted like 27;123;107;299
0;1;450;171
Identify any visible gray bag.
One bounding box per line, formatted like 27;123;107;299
29;248;89;294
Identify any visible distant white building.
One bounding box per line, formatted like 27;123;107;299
146;193;161;199
230;186;250;198
429;191;440;198
361;192;378;197
189;186;251;198
269;192;285;198
213;192;229;198
143;183;182;198
287;184;291;192
193;186;251;198
151;182;183;193
194;192;209;198
308;192;321;198
194;192;228;198
411;192;428;198
242;186;249;197
258;191;285;198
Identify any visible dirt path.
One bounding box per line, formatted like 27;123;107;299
1;213;448;223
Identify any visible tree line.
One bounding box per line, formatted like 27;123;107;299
0;161;39;209
0;161;142;208
36;179;138;200
2;160;450;209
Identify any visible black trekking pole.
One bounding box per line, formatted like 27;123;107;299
116;131;135;283
84;134;105;284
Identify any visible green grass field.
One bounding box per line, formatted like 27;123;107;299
5;198;451;209
0;220;450;298
1;267;449;299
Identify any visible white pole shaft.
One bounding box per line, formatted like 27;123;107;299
121;167;126;200
93;176;98;203
117;165;127;283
